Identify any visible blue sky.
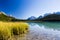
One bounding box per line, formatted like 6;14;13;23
0;0;60;19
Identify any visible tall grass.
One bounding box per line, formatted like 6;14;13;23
0;21;29;40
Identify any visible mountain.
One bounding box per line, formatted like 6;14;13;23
37;16;42;19
35;16;43;20
55;12;60;15
1;11;60;21
0;12;20;21
38;16;42;19
27;12;60;21
41;13;60;21
27;16;36;20
32;12;60;21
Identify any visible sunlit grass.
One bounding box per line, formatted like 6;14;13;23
0;21;29;40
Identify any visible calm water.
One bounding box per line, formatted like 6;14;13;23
30;22;60;30
26;22;60;40
15;22;60;40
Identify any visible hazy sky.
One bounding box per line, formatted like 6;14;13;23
0;0;60;19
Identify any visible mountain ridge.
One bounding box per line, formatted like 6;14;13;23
27;12;60;21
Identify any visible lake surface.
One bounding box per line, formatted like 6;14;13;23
15;22;60;40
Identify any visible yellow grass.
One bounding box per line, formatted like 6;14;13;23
0;21;29;40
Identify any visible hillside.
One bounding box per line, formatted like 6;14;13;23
0;12;20;21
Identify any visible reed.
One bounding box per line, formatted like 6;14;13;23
0;21;29;40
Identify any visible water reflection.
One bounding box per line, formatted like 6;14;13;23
36;22;60;30
27;22;60;40
29;22;60;33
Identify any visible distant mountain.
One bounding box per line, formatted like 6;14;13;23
38;16;42;19
55;12;60;15
41;13;60;21
29;12;60;21
0;12;20;21
36;16;42;20
27;16;36;20
1;11;60;21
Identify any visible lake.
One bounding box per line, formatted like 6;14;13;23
18;22;60;40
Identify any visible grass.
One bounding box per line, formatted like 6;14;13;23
0;21;29;40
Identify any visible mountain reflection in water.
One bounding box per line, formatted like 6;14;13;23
27;22;60;40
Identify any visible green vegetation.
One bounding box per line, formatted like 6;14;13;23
0;12;21;21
